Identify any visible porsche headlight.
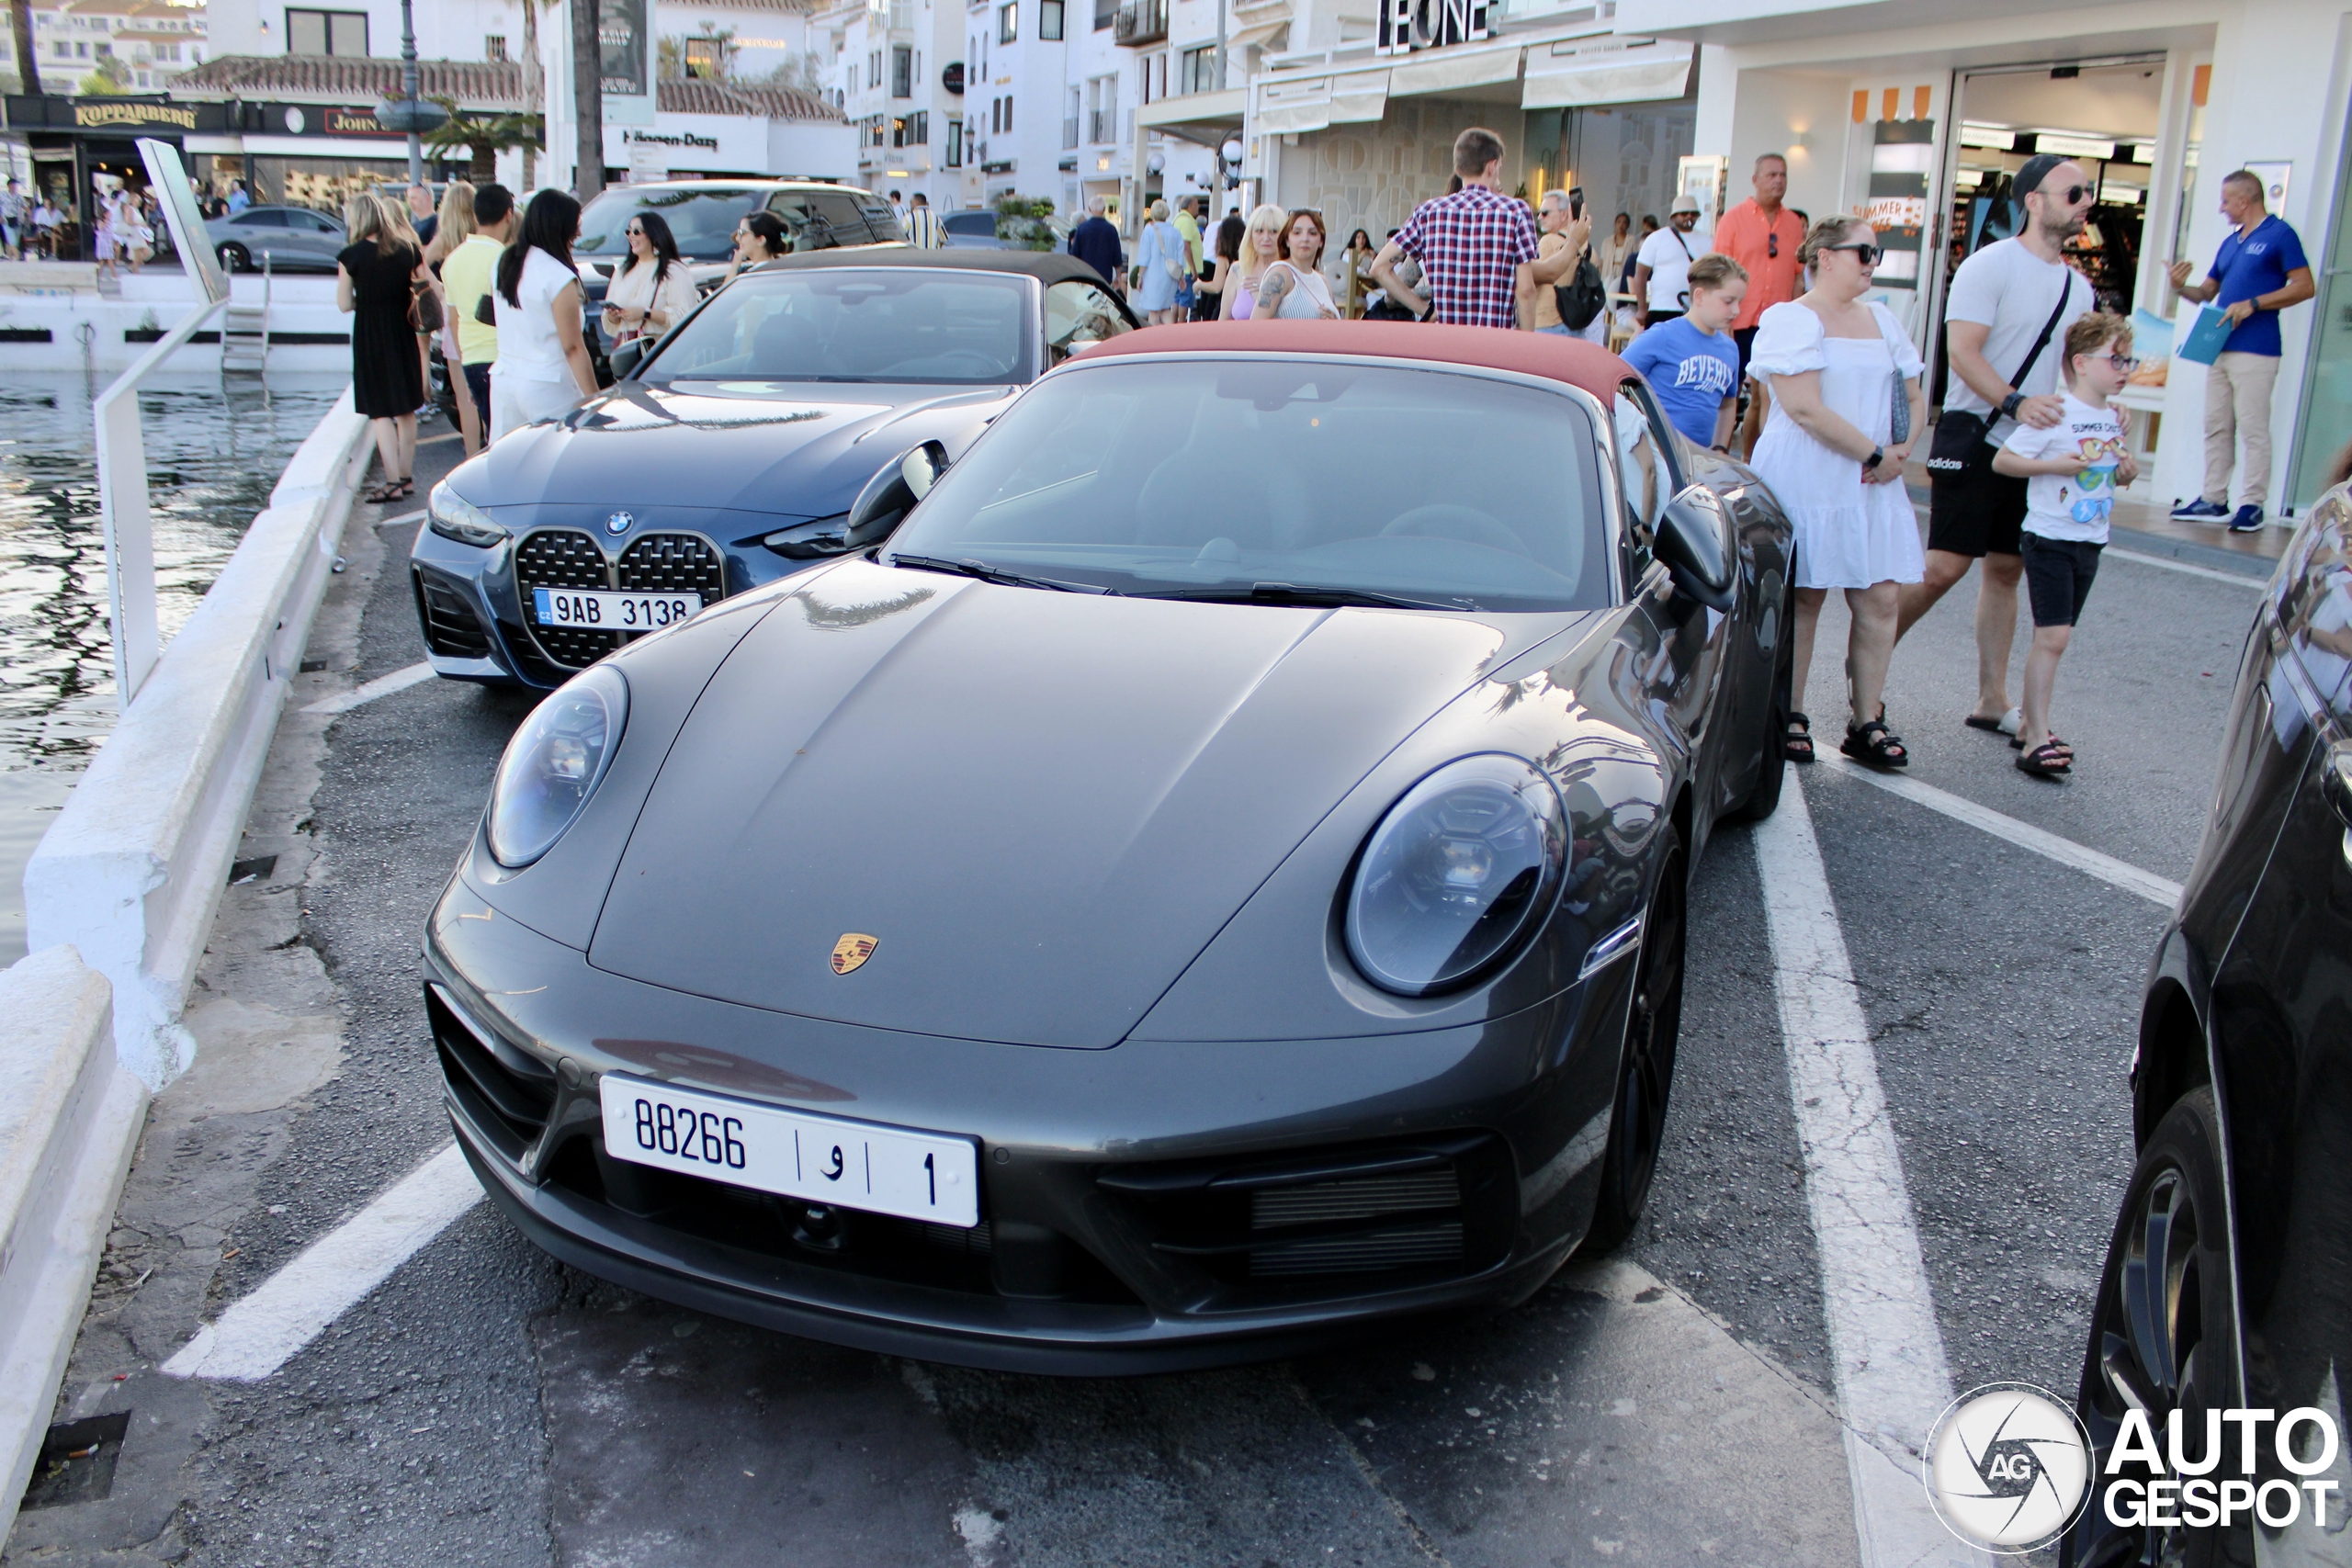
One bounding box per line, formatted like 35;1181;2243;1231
427;479;508;548
486;665;627;867
1345;755;1567;997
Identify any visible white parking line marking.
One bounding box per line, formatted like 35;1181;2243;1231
377;508;426;527
1754;779;1984;1568
303;661;435;715
1822;755;2182;909
2106;547;2267;588
162;1143;483;1382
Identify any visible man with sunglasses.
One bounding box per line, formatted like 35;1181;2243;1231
2167;169;2315;531
1712;152;1805;457
1899;152;2093;737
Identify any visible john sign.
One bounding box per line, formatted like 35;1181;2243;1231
1376;0;1492;55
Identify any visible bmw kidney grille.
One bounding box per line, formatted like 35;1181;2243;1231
512;528;727;671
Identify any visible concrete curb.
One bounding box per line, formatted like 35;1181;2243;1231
25;389;370;1088
2107;522;2283;581
0;946;137;1547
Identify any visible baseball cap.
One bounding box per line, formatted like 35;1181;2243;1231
2013;152;2074;200
1670;191;1701;214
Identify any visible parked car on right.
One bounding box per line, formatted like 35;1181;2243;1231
2066;487;2352;1566
206;204;346;272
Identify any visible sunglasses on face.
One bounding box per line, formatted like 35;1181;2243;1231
2035;184;2093;207
1826;242;1881;265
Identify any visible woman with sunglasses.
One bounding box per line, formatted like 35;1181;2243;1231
719;209;791;286
1746;215;1928;770
603;209;695;349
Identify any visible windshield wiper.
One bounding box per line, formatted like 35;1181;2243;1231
888;554;1112;593
1139;581;1471;612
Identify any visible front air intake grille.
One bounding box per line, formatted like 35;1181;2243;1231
513;528;620;670
427;983;554;1162
618;533;725;599
511;528;729;672
1095;1134;1513;1303
412;568;491;659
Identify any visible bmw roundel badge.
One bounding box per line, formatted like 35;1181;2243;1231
605;511;633;536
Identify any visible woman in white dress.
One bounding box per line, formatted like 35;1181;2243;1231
491;189;600;443
1747;215;1927;769
1250;209;1340;321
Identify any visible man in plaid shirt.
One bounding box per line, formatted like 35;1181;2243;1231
1369;128;1565;329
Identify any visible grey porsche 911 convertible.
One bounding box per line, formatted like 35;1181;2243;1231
424;320;1796;1372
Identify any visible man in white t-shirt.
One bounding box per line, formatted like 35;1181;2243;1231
1632;191;1701;329
1897;152;2095;733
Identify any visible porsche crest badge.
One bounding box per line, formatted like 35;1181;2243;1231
831;933;879;975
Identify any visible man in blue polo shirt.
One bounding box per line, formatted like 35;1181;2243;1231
2168;169;2315;531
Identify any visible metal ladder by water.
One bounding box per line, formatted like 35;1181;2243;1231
220;252;270;372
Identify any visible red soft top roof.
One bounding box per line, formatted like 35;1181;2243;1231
1069;319;1634;405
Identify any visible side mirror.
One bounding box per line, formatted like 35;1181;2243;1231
760;513;852;559
1655;485;1735;613
846;441;948;547
607;336;647;380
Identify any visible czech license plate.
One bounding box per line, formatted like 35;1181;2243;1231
532;588;702;629
599;1074;980;1227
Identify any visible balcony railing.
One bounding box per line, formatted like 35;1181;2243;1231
1114;0;1166;44
1087;107;1117;143
1063;115;1080;149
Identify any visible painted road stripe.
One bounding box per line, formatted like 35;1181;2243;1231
1822;755;2183;909
2105;547;2267;588
1755;779;1984;1568
162;1143;484;1382
377;508;426;527
303;661;435;715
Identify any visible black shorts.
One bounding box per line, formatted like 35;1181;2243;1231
2020;534;2102;626
1927;449;2028;558
1734;325;1758;383
1645;309;1684;328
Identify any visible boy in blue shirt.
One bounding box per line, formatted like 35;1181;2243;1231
2166;169;2315;531
1622;254;1747;449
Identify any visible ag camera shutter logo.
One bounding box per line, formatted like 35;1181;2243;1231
1921;1382;2092;1553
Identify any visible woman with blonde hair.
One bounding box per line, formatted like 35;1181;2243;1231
1133;197;1187;325
1250;208;1340;320
335;190;431;502
1218;203;1287;321
424;181;482;454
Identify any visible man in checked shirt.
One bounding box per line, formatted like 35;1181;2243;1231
1368;127;1574;329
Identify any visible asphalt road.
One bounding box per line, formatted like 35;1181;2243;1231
6;447;2271;1567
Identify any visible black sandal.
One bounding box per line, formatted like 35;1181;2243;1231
1784;712;1815;764
363;479;404;503
2017;741;2072;777
1840;718;1909;769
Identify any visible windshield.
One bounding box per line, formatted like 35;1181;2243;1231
886;359;1609;612
578;186;763;259
639;269;1035;385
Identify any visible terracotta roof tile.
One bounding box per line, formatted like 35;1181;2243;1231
169;53;526;107
655;76;840;121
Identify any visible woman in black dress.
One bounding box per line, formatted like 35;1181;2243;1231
336;190;428;503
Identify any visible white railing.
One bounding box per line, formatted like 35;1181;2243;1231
96;139;232;706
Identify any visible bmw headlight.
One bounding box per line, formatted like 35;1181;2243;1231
1345;754;1567;997
486;665;627;867
427;479;508;548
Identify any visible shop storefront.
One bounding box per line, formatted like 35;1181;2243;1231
1654;0;2348;514
0;96;230;259
1240;25;1696;254
184;102;472;214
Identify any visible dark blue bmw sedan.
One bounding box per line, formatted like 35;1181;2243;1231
411;249;1137;687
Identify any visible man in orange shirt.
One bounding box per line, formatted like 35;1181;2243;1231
1712;152;1806;455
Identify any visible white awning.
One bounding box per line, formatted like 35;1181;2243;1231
1388;45;1521;97
1257;66;1389;133
1520;39;1691;108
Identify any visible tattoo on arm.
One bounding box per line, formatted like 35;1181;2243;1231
1257;266;1291;310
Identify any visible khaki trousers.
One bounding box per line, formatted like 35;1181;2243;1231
2203;349;2282;507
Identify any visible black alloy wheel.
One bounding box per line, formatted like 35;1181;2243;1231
1733;572;1795;824
1582;826;1686;1252
2064;1087;2251;1568
217;242;249;273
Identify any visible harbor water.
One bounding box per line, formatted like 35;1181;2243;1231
0;371;345;965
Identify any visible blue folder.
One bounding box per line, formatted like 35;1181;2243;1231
2177;305;2234;366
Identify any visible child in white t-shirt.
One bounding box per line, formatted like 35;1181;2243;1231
1992;310;2139;777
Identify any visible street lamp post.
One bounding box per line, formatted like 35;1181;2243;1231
401;0;423;187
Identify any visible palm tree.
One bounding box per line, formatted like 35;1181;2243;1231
519;0;542;188
10;0;40;96
424;98;546;184
571;0;602;198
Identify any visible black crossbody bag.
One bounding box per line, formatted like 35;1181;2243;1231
1927;273;2077;480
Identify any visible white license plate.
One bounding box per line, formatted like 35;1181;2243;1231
531;588;702;629
599;1074;980;1228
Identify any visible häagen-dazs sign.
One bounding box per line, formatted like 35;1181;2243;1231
1376;0;1492;55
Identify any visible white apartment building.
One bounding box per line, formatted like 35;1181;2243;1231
3;0;208;95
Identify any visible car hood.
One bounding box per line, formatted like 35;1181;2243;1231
587;560;1568;1048
469;381;1014;519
